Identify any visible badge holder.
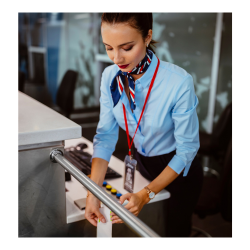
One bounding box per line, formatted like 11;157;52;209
124;154;137;193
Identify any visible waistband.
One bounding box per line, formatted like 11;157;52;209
133;146;201;181
133;146;177;181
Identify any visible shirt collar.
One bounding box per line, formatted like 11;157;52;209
134;52;158;89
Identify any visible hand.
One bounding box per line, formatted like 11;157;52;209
85;193;106;227
111;189;150;224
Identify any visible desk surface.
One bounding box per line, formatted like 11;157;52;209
65;137;171;224
18;92;81;146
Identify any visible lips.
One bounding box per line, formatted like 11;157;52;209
118;64;130;69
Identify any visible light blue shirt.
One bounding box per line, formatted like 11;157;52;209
92;52;200;177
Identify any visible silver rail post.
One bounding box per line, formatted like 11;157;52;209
50;149;160;237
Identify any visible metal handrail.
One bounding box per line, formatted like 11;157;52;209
50;149;160;237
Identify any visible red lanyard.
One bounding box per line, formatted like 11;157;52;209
122;57;160;156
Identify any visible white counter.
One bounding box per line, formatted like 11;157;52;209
18;92;82;147
65;137;171;224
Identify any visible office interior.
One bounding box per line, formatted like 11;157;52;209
18;13;232;237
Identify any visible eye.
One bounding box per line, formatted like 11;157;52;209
104;45;112;51
124;46;133;51
105;46;133;51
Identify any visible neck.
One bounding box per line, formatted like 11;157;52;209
130;49;149;81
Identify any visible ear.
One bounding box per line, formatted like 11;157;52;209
145;29;153;45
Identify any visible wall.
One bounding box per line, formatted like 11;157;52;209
18;13;232;132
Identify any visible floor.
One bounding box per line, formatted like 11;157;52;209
191;213;232;237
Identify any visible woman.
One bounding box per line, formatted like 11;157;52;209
85;13;203;237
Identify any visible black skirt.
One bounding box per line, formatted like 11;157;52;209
133;146;204;237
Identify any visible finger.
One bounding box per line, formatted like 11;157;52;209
128;207;138;214
111;209;139;222
111;215;119;221
95;209;106;223
112;219;124;224
110;211;116;217
120;193;132;205
124;200;135;210
86;214;98;227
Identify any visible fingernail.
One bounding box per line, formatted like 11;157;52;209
98;219;100;223
102;218;106;223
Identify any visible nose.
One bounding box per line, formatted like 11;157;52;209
113;50;123;65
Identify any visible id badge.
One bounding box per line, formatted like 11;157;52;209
124;155;137;193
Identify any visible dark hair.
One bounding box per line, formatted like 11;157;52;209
101;13;158;54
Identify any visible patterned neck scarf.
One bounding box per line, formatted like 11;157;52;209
110;49;153;110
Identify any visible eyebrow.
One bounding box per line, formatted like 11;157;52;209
103;41;134;47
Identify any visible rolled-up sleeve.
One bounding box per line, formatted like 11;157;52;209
168;75;200;176
92;69;119;163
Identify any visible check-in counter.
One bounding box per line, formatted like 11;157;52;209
18;92;81;237
64;138;171;237
18;91;170;237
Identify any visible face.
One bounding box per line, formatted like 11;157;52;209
101;22;152;72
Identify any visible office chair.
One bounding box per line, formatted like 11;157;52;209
18;71;25;92
192;137;232;237
56;70;78;118
198;102;232;177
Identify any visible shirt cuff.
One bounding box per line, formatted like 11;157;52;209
91;147;113;163
168;155;186;174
